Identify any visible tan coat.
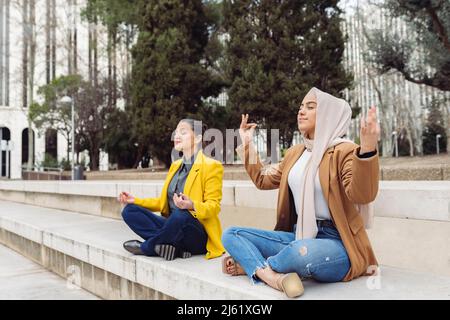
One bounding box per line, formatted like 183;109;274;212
237;142;379;281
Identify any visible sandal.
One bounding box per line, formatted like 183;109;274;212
276;273;304;298
222;255;246;276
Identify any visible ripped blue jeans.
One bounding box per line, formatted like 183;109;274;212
221;224;350;284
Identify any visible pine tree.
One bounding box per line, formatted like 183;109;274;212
130;0;223;167
222;0;352;152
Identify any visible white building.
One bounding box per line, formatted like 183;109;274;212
0;0;128;179
340;0;449;155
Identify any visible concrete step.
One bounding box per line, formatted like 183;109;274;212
1;180;449;222
1;180;450;277
0;244;99;300
0;200;449;300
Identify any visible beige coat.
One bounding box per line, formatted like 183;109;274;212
237;142;379;281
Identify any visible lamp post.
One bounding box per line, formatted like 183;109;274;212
392;131;398;158
436;134;442;155
60;96;75;180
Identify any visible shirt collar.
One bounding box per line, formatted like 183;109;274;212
181;149;199;169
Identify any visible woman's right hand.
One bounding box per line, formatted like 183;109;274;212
118;191;135;204
239;114;257;146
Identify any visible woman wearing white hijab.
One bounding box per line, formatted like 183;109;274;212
221;87;380;298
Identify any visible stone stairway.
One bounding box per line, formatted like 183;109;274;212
0;179;449;299
0;199;449;300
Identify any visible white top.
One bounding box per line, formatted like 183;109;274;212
287;150;332;221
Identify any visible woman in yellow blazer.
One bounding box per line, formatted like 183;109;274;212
118;119;225;260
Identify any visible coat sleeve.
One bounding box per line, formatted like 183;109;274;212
133;197;161;212
133;162;179;212
189;161;224;220
236;142;289;190
340;146;380;204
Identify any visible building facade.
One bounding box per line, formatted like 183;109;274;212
340;0;449;155
0;0;128;179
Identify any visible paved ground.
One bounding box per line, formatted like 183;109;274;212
0;244;99;300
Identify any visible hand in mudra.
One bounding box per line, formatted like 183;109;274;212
118;191;135;204
239;114;257;146
360;106;381;154
173;193;194;210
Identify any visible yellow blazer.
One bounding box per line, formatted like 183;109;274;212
133;150;225;259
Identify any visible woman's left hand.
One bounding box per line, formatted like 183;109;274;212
173;193;195;210
360;106;381;154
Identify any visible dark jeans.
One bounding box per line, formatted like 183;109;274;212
121;204;207;256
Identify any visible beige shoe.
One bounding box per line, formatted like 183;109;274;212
277;273;304;298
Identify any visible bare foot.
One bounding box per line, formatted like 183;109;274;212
223;256;246;276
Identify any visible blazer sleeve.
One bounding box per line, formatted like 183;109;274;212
133;162;180;212
189;161;224;220
236;142;288;190
340;146;380;204
133;196;161;212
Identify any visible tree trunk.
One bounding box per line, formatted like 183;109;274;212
406;127;414;157
27;0;36;171
45;0;50;84
443;103;450;153
51;0;56;80
113;33;117;107
89;144;99;171
380;118;392;157
22;0;28;109
73;0;77;74
93;22;98;88
107;28;115;108
67;0;75;75
88;23;92;83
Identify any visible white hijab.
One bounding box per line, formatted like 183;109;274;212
295;87;373;240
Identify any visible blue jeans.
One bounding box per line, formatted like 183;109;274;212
122;204;207;256
222;223;350;284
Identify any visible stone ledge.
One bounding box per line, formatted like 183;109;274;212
1;180;449;222
0;200;450;300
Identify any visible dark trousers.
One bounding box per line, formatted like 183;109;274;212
121;204;207;256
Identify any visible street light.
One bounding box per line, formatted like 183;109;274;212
392;131;398;158
60;96;75;180
436;134;442;155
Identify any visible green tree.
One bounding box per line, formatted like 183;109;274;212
75;78;115;171
366;0;450;91
29;75;83;161
102;107;139;169
422;98;447;154
130;0;224;167
222;0;353;153
30;75;115;171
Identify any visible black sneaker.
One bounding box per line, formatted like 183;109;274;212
154;244;192;261
123;240;145;255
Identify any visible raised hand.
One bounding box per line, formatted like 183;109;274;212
360;106;381;154
239;114;257;146
118;191;135;205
